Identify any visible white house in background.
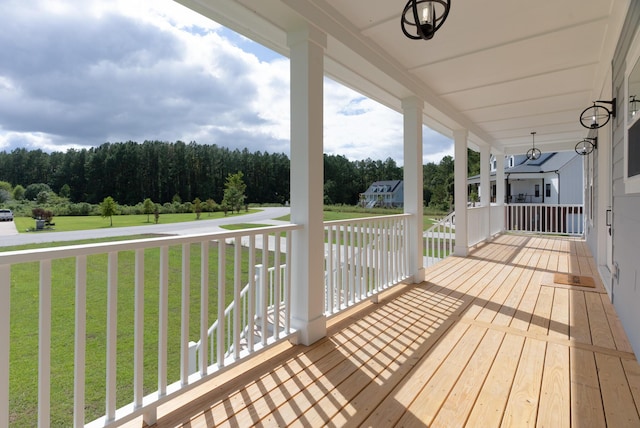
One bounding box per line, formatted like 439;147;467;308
361;180;404;208
468;152;584;204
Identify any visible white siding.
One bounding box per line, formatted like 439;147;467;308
558;155;584;204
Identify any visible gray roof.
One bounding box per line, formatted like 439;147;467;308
364;180;402;193
506;152;578;174
469;152;580;181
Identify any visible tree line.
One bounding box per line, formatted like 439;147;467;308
0;140;479;209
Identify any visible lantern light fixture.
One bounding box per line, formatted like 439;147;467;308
526;131;542;161
579;98;616;129
575;137;597;156
631;95;638;118
401;0;451;41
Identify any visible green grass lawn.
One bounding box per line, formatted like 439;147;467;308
13;210;259;233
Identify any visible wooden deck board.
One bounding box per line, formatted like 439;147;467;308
145;235;640;428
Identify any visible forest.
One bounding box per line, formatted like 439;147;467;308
0;140;479;210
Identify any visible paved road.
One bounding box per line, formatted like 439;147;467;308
0;207;291;247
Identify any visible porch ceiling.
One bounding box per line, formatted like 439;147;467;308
177;0;629;155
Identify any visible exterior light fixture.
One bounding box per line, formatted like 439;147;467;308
579;98;617;129
575;137;597;156
401;0;451;40
631;95;638;117
526;131;541;161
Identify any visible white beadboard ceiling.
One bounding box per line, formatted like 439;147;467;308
177;0;630;154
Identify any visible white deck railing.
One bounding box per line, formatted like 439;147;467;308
187;263;289;375
505;203;584;236
424;211;455;268
323;214;410;315
0;225;299;428
1;214;415;427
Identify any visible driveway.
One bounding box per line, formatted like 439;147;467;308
0;207;290;247
0;221;18;237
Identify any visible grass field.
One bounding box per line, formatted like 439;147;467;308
13;210;258;233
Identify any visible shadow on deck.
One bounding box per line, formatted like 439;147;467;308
129;234;640;427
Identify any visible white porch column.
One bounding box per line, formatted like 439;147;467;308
287;25;327;346
402;97;425;283
480;146;490;206
454;129;469;256
495;149;505;205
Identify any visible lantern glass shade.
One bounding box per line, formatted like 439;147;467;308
401;0;450;41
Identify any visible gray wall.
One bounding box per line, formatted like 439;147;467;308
609;1;640;356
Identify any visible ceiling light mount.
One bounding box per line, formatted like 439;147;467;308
401;0;451;40
579;98;617;129
526;131;542;161
575;137;597;156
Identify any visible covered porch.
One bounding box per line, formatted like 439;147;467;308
2;0;638;426
127;234;640;427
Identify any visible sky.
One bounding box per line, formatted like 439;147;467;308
0;0;454;165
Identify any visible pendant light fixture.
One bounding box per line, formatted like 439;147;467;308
401;0;451;40
526;131;541;161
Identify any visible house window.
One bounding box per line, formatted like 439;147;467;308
625;29;640;193
535;184;540;198
545;183;551;198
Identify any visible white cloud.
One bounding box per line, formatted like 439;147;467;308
0;0;451;165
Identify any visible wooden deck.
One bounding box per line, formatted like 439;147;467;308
140;234;640;427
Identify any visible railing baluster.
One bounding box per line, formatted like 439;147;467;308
200;241;209;375
285;231;292;334
341;224;348;305
273;233;281;341
106;252;118;421
349;224;355;303
233;238;241;359
39;260;52;427
327;226;334;313
248;235;255;352
356;223;366;300
217;240;226;367
180;244;190;385
158;246;168;396
133;249;145;410
261;234;269;345
74;256;87;428
363;221;370;296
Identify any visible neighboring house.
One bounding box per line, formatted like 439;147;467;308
468;152;584;205
361;180;403;208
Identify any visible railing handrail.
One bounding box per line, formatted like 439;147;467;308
424;211;455;234
0;223;302;265
323;212;411;228
505;202;583;207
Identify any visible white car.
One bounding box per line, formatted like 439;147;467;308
0;209;13;221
